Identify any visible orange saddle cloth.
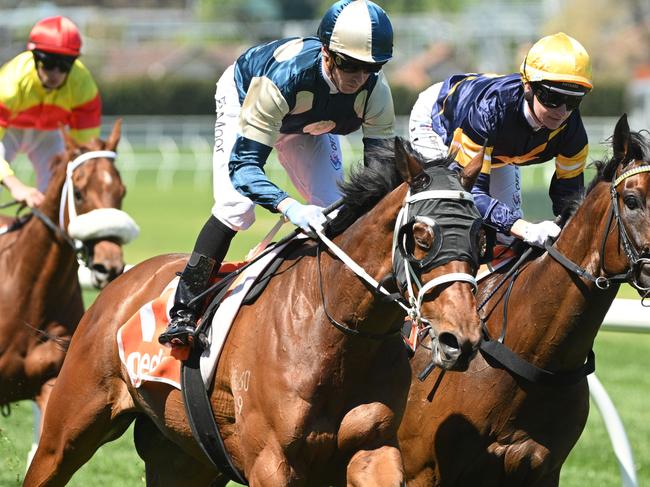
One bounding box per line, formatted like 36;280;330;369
116;262;244;390
477;245;518;281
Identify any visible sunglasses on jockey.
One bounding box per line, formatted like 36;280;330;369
533;82;587;111
33;50;76;74
330;51;384;74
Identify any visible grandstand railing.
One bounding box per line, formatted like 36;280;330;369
44;115;619;193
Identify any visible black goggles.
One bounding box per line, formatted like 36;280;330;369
534;84;585;111
33;51;76;73
331;52;383;74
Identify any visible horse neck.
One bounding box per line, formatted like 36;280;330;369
501;182;621;370
321;185;408;337
14;160;78;295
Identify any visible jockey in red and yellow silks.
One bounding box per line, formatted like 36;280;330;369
0;16;101;207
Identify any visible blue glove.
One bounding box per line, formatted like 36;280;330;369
281;199;326;235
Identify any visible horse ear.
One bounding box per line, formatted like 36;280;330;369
395;137;423;184
106;119;122;151
60;127;78;153
460;143;485;191
613;113;630;164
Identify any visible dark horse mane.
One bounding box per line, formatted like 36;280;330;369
557;129;650;227
329;138;455;234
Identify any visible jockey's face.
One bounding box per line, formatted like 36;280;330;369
33;52;75;90
36;62;69;89
526;83;574;130
322;48;371;94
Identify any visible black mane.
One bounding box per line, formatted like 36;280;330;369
328;138;453;234
557;128;650;227
587;129;650;192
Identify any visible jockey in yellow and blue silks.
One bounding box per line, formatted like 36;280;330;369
409;33;592;248
0;16;101;208
159;0;396;347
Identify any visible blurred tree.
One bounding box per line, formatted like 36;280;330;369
197;0;279;21
316;0;473;15
277;0;322;19
543;0;649;81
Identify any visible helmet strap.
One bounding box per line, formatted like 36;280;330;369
523;83;548;130
321;48;344;93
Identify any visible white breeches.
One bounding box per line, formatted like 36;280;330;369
0;128;65;191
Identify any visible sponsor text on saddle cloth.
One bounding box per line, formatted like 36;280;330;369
117;240;292;389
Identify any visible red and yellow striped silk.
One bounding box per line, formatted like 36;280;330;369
0;51;101;144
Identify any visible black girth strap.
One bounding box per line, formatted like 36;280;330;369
181;345;248;485
479;338;595;387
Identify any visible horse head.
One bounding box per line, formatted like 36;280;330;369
392;138;484;370
602;114;650;295
60;119;138;288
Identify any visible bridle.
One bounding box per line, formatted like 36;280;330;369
315;178;483;340
27;150;138;266
545;162;650;296
475;162;650;386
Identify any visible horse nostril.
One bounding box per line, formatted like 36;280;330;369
438;332;460;354
91;263;109;275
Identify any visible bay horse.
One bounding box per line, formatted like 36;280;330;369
398;114;650;486
0;120;136;443
25;138;485;486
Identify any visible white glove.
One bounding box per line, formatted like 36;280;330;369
280;198;326;235
522;220;561;248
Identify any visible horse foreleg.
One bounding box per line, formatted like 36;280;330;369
346;446;404;487
23;374;135;487
26;378;57;468
247;445;301;487
133;416;224;486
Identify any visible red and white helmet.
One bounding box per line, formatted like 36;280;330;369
27;16;82;57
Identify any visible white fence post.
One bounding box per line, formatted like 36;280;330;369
156;136;180;190
588;374;638;487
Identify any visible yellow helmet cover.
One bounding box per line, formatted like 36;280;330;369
520;32;592;90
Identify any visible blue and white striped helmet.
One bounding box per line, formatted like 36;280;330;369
318;0;393;64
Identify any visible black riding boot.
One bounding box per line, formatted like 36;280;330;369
159;216;236;347
158;252;215;347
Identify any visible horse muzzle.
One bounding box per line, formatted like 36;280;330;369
87;240;125;289
633;257;650;296
428;327;480;372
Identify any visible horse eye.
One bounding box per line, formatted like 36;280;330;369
413;224;435;250
624;195;640;210
74;189;83;203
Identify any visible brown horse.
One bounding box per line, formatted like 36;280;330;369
25;138;485;486
399;114;650;486
0;120;135;435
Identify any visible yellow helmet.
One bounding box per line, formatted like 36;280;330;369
520;32;593;90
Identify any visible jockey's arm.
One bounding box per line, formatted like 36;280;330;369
361;71;395;166
228;135;288;211
549;149;587;216
460;167;523;234
229;76;291;212
0;127;44;207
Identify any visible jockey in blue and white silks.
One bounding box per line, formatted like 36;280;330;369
160;0;396;347
409;33;592;248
